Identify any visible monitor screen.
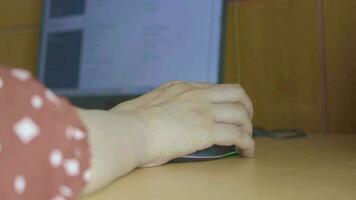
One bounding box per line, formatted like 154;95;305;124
38;0;225;96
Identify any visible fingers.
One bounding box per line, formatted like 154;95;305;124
197;84;254;120
211;103;254;157
213;123;255;157
210;103;253;136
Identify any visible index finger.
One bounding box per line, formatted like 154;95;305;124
200;84;254;120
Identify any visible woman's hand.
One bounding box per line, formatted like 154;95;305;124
111;81;255;167
80;81;254;194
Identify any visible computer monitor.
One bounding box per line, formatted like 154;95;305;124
38;0;226;108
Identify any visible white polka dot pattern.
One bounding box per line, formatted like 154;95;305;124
50;149;63;168
0;67;91;200
11;69;31;81
45;89;59;104
13;117;40;144
83;169;92;182
14;175;26;194
59;185;73;197
31;95;43;109
64;159;80;176
66;126;86;141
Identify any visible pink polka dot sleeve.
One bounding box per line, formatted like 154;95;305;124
0;66;91;200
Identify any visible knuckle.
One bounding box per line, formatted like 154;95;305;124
232;85;246;95
163;81;175;87
230;83;244;91
232;83;242;89
219;84;246;97
223;83;242;90
179;89;201;99
164;80;183;88
171;80;184;85
170;81;190;90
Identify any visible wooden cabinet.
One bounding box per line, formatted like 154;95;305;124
224;0;356;134
324;0;356;134
0;0;42;72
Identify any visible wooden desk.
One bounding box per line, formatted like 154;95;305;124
82;134;356;200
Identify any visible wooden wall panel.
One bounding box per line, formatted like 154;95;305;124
0;0;43;28
324;1;356;134
234;0;325;133
0;0;42;73
0;30;39;72
223;5;239;83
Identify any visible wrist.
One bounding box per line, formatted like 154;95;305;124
108;109;154;168
78;108;150;192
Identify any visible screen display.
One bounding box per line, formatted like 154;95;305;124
38;0;224;96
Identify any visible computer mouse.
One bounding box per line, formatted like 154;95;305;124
170;145;238;163
170;128;307;163
169;128;260;163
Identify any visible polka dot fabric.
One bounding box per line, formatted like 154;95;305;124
0;66;91;200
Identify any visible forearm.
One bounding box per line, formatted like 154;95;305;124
77;109;148;194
